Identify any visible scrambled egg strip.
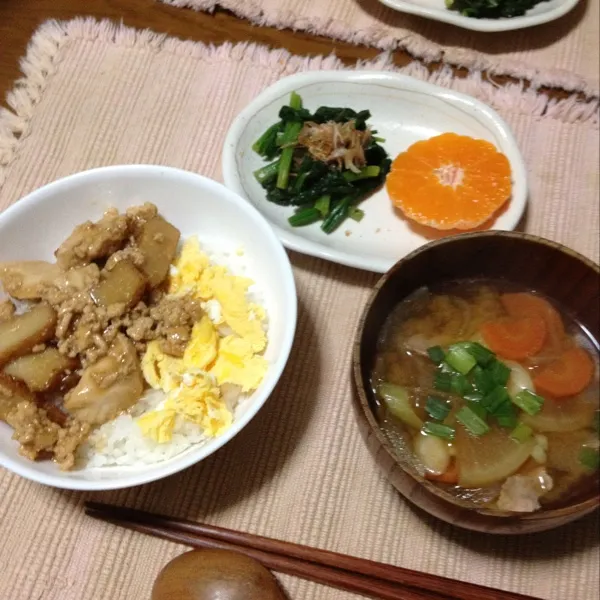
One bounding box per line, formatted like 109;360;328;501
138;238;268;443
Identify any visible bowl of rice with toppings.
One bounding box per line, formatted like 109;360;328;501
0;165;297;490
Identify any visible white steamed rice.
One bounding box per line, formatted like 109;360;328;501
78;390;208;468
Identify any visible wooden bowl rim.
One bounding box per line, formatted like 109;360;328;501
352;231;600;525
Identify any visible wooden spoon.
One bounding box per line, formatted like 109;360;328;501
151;549;287;600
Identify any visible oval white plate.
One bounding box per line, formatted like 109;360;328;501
223;71;527;273
380;0;579;31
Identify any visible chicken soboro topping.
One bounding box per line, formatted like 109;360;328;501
6;401;90;470
0;299;15;322
0;204;202;469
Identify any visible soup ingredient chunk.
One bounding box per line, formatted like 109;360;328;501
481;315;546;360
496;467;553;512
455;425;535;487
521;395;596;432
533;347;594;398
386;133;511;230
501;292;565;352
426;460;459;484
377;382;423;430
414;432;451;475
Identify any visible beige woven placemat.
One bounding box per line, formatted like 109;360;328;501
0;18;598;600
159;0;600;97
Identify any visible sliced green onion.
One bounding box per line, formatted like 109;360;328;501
496;405;518;428
440;361;458;374
472;366;496;395
482;386;510;415
288;207;321;227
463;392;484;403
513;389;544;416
422;421;456;440
467;401;487;421
456;406;490;436
434;371;453;392
488;359;511;386
314;195;331;217
445;345;477;375
579;447;600;471
459;341;495;366
510;422;533;443
377;383;423;430
349;207;365;222
425;396;451;421
427;346;445;365
450;373;471;396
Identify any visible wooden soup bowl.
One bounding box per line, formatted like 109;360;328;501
352;232;599;534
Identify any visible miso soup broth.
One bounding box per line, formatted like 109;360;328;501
371;280;599;513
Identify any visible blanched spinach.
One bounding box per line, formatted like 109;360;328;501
253;92;389;234
446;0;547;18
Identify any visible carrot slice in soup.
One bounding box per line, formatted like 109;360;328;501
481;315;547;360
501;293;565;352
425;460;458;484
533;347;594;398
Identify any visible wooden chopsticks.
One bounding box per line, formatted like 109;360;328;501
85;502;537;600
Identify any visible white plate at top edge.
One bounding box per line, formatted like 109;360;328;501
379;0;580;31
222;71;528;274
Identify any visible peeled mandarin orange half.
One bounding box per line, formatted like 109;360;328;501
386;133;512;230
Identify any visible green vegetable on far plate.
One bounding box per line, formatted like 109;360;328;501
252;92;391;234
445;0;549;19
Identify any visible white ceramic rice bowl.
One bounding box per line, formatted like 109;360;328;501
0;165;297;490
